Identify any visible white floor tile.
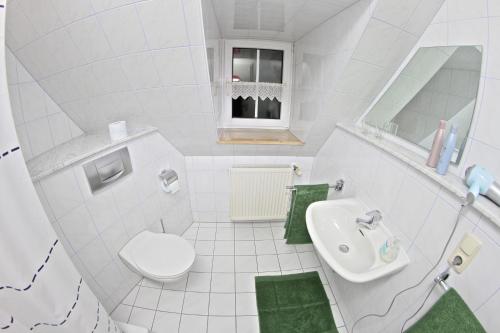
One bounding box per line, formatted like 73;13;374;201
252;222;271;228
182;292;210;315
298;252;321;268
216;228;235;240
324;286;336;305
236;315;259;333
134;287;161;310
195;240;215;255
235;273;257;293
208;316;236;333
235;228;254;240
152;311;180;332
211;273;236;293
255;240;277;255
272;227;285;239
331;304;344;327
257;255;280;272
128;307;155;329
278;253;301;270
209;293;235;315
235;256;258;272
186;272;211;292
192;255;213;272
235;241;256;255
212;255;235;272
197;227;217;240
214;241;235;255
337;326;348;333
236;293;258;316
157;290;184;313
253;228;273;240
295;244;314;252
274;239;296;254
179;314;207;333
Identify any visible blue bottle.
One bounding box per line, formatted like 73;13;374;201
436;125;458;175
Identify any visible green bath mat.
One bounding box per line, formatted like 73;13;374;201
405;288;486;333
284;184;329;244
255;271;338;333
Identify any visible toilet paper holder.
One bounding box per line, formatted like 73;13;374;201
159;169;178;188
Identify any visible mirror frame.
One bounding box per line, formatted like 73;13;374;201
358;44;485;170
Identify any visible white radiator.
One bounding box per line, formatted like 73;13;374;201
230;166;293;221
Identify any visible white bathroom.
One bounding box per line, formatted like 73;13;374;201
1;0;499;332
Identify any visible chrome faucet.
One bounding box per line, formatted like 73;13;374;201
356;210;382;229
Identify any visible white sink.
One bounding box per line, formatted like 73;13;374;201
306;198;409;283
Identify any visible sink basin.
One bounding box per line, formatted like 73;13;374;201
306;198;409;283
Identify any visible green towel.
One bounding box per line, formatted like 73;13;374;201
405;288;486;333
285;184;329;244
255;271;338;333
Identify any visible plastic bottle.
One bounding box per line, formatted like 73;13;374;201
426;120;446;168
379;237;400;263
436;125;458;175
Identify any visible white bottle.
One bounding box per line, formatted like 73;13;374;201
379;237;400;263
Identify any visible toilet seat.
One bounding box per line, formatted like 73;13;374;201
119;231;195;283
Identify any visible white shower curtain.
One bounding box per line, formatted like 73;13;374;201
0;5;120;332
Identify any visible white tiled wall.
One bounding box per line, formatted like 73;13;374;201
6;0;219;156
311;2;500;331
34;132;193;312
186;156;314;223
290;0;445;155
6;48;83;160
312;128;500;333
6;0;442;157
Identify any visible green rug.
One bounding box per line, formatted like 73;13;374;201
284;184;329;244
255;271;338;333
405;288;486;333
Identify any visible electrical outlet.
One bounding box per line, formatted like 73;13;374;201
448;233;482;274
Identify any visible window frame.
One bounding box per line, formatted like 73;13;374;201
222;39;293;129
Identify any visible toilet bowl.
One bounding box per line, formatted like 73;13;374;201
119;230;195;283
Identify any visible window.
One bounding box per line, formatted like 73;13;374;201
223;40;292;128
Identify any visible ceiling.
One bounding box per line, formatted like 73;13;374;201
208;0;360;41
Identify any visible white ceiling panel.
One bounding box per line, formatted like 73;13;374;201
209;0;360;41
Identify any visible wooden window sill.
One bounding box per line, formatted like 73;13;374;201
217;128;304;145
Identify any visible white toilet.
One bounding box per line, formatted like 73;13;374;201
119;230;195;283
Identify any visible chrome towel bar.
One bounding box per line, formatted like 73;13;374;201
286;179;344;192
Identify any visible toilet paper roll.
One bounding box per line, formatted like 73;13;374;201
168;180;180;194
109;121;128;141
161;179;180;194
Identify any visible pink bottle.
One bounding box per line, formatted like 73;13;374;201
426;120;446;168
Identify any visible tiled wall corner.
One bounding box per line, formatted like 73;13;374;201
34;132;193;312
186;156;314;223
6;48;84;160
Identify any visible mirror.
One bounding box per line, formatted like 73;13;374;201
364;46;482;164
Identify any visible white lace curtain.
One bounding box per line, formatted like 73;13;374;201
231;82;284;102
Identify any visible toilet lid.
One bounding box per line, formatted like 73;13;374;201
131;232;195;278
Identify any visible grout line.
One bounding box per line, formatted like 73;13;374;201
233;224;237;331
205;226;216;333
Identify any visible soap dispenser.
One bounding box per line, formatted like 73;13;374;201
379;237;400;263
